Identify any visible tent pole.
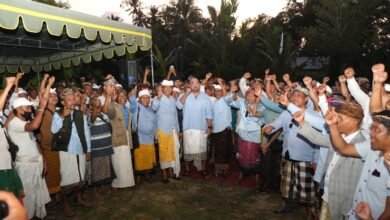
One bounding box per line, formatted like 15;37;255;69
36;60;40;87
150;49;155;86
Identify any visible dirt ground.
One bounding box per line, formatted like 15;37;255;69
46;177;307;220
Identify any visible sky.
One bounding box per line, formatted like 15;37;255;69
66;0;288;26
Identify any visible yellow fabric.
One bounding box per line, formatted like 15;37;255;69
157;130;176;164
134;144;156;171
319;201;332;220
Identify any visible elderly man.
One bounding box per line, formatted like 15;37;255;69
293;101;367;220
264;87;320;217
7;76;54;219
152;80;181;181
177;77;213;176
51;88;92;217
210;82;232;177
323;108;390;220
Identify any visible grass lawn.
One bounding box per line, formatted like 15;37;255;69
46;177;307;220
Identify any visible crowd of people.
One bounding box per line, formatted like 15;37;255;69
0;64;389;220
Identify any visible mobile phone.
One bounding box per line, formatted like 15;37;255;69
0;201;8;219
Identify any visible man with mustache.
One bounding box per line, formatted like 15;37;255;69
177;77;213;176
51;87;92;217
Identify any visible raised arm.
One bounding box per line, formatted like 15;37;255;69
25;76;55;132
345;67;370;108
265;74;274;99
0;77;15;112
326;108;360;157
293;111;331;147
370;64;387;113
166;66;176;80
282;73;293;88
202;72;213;85
239;72;251;95
39;74;49;96
303;76;320;111
13;72;24;94
338;75;351;102
143;68;150;85
177;87;191;108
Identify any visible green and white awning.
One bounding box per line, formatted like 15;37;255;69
0;0;152;73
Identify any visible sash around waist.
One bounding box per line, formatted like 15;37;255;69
15;155;42;164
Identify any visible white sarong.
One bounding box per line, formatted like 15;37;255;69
111;145;135;188
15;155;51;219
173;129;181;177
59;151;86;187
183;129;207;155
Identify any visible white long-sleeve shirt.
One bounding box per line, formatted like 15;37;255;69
346;77;372;132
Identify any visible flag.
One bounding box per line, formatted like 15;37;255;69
279;32;284;55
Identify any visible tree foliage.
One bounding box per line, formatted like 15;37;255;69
33;0;70;9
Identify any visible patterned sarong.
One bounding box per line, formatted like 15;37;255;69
42;148;61;194
237;137;260;173
280;159;316;205
90;155;116;185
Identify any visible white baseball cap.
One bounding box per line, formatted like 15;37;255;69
138;89;151;97
12;97;34;109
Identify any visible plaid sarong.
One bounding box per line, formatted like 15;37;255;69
280;159;316;205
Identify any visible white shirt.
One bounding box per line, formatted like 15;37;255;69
346;77;372;132
7;117;40;158
322;130;360;202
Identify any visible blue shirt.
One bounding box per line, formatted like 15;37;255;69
211;97;232;133
130;99;156;145
152;95;180;134
227;94;265;143
51;111;91;155
348;145;390;219
176;92;213;131
267;110;319;162
121;106;130;130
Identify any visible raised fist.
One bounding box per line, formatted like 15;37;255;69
322;76;330;84
283;73;290;82
373;71;388;84
371;63;385;74
344;67;355;79
338;75;347;83
303;76;312;86
325;108;338;126
243;72;251;79
205;72;213;80
5;77;16;87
